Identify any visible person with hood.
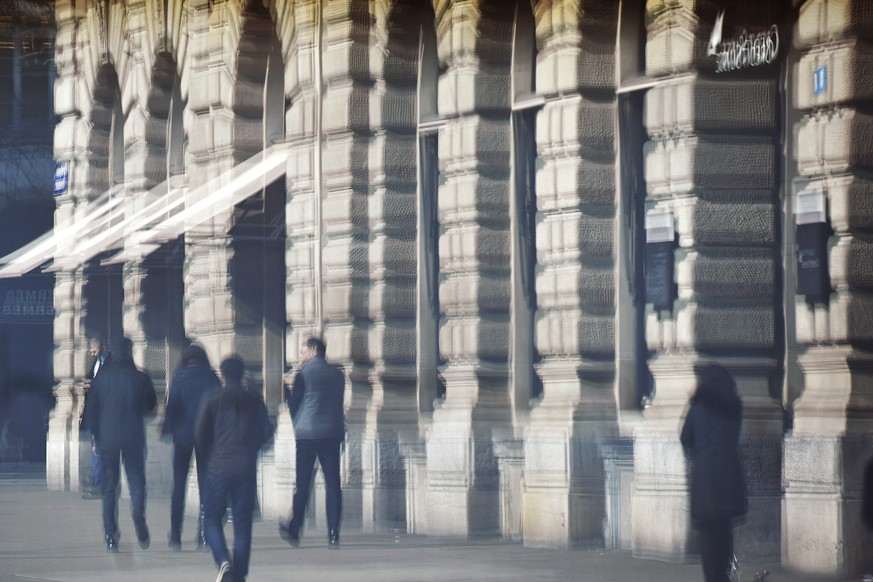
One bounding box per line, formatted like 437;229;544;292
680;362;747;582
162;344;221;550
196;356;274;582
82;336;157;553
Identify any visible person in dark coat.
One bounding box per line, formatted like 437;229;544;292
279;336;346;549
82;332;110;498
196;356;274;582
680;362;747;582
82;336;157;553
162;344;221;550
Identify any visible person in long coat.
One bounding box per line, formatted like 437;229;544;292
162;344;221;550
82;336;157;553
680;362;747;582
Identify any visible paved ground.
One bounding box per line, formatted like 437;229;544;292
0;463;853;582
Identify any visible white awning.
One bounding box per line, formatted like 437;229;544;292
0;143;288;278
0;185;126;278
140;144;288;245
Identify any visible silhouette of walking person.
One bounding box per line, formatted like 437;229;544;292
681;362;747;582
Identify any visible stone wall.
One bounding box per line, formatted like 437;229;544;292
39;0;873;576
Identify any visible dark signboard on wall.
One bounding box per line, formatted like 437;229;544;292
645;240;675;310
796;222;830;301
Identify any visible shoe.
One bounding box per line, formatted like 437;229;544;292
167;531;181;551
134;521;150;549
105;534;118;554
328;528;340;550
279;520;300;548
216;560;233;582
81;488;101;500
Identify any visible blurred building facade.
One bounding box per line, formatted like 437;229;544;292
0;0;56;462
4;0;872;576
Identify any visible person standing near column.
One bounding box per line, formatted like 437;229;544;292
279;337;346;549
196;356;274;582
82;336;157;553
680;362;748;582
162;344;221;550
81;332;110;499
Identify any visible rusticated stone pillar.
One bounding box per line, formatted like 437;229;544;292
49;0;121;492
279;0;320;525
783;1;873;575
523;0;618;549
632;0;783;562
424;0;513;537
317;0;376;531
318;0;421;532
185;0;282;515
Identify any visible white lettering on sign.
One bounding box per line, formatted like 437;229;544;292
1;289;55;318
708;10;780;73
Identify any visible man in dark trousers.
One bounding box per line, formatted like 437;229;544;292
196;356;274;582
279;337;346;549
81;332;110;499
162;344;221;550
680;362;747;582
82;336;156;553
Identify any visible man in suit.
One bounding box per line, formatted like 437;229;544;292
196;356;274;582
81;332;110;499
83;336;157;553
279;337;346;549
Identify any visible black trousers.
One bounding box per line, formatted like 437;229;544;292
292;438;342;532
203;469;256;582
100;444;147;540
698;521;733;582
170;441;206;538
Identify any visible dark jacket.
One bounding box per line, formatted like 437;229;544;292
83;357;157;453
195;381;274;476
285;355;345;441
680;365;747;527
162;365;221;446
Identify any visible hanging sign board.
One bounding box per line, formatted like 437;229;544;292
644;211;675;310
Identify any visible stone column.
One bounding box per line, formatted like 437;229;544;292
424;0;513;537
118;3;181;497
318;0;377;531
280;0;321;524
362;0;422;531
316;0;421;532
523;0;618;549
783;2;873;575
184;0;265;361
49;0;105;492
633;1;783;562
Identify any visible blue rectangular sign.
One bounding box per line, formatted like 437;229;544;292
53;161;69;196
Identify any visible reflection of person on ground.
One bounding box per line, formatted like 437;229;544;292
82;336;157;553
82;333;110;499
162;344;221;551
279;337;346;550
680;362;747;582
196;356;274;582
